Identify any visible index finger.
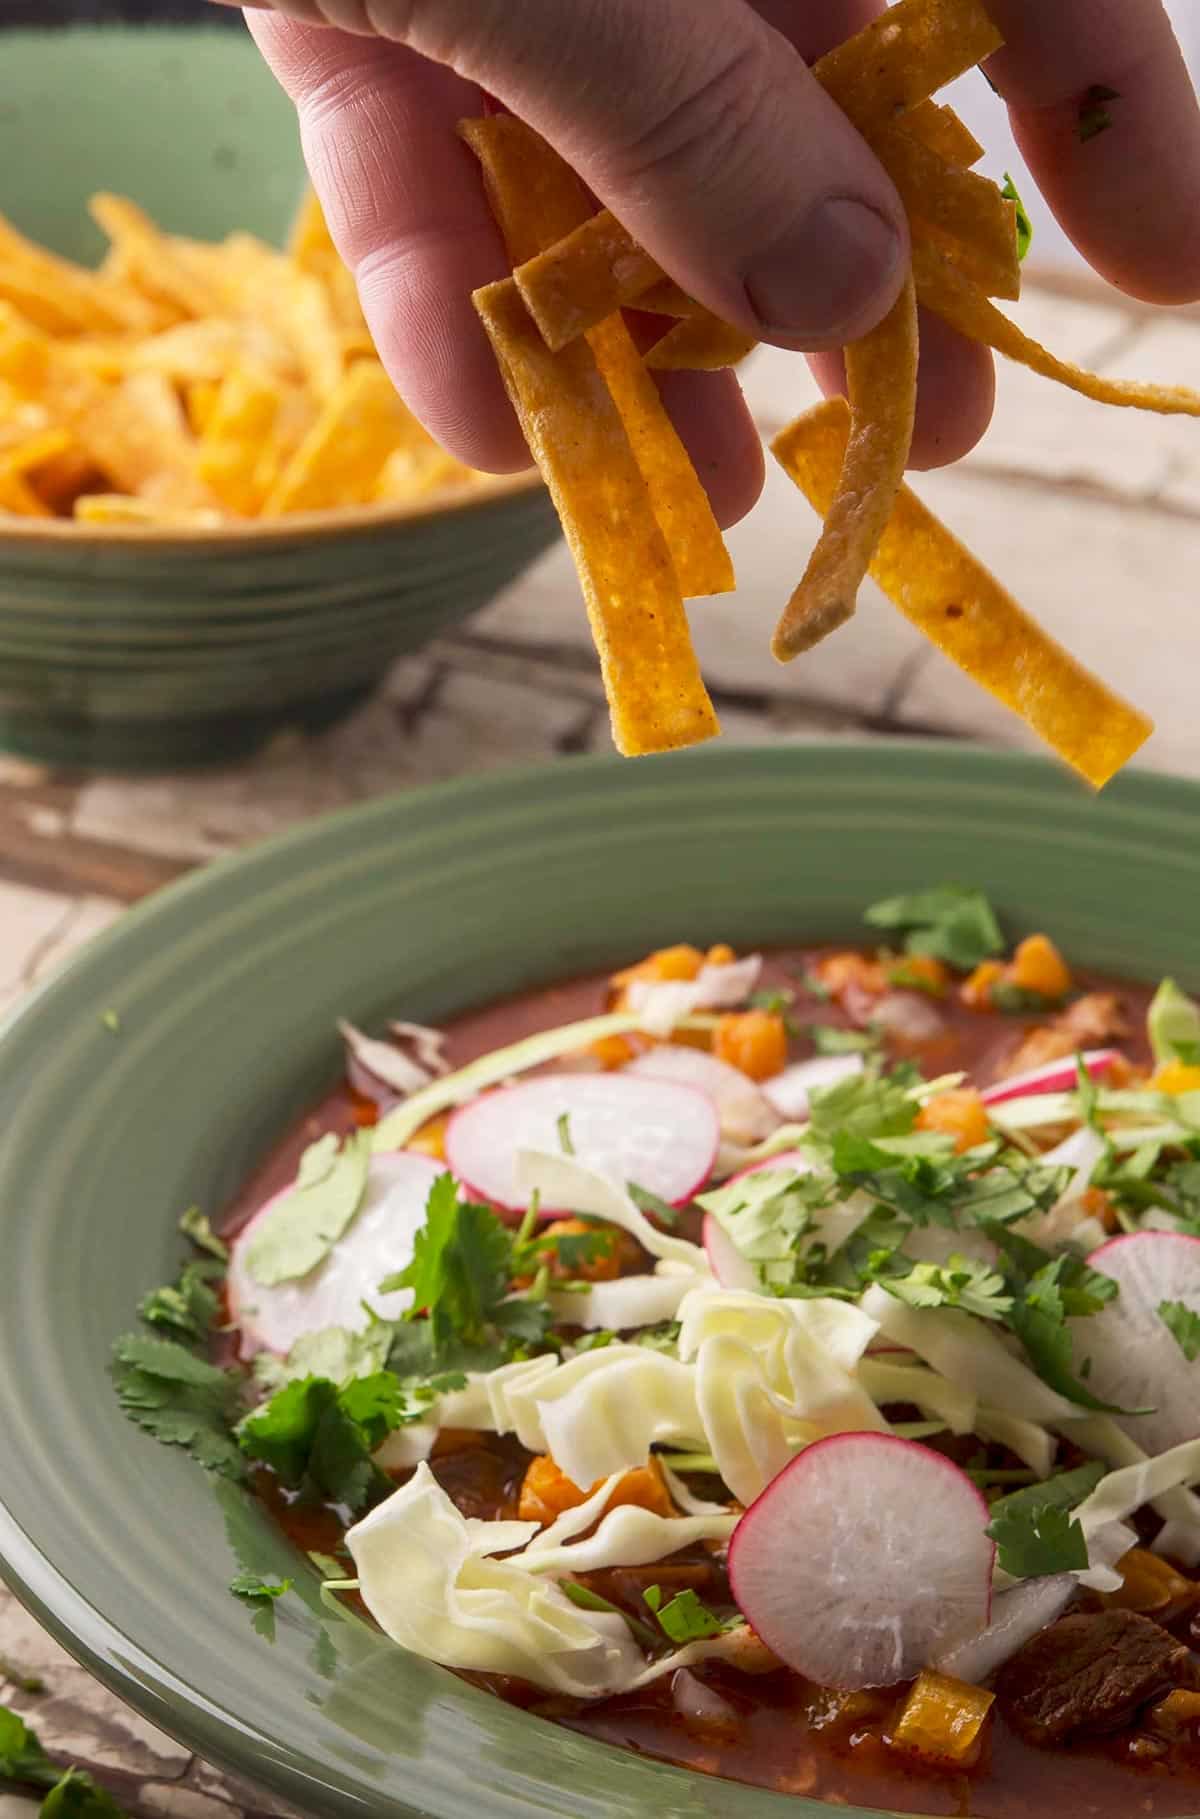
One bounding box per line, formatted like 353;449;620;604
985;0;1200;303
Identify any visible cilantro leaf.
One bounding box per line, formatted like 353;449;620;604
382;1176;507;1339
236;1374;400;1513
179;1206;229;1262
987;1233;1132;1414
644;1585;730;1644
41;1771;130;1818
633;1321;682;1354
750;987;796;1017
1148;979;1200;1068
230;1571;293;1601
1079;83;1120;143
883;1255;1013;1321
987;1500;1088;1578
243;1130;371;1288
0;1705;58;1787
991;982;1063;1015
111;1334;245;1479
138;1259;222;1342
1159;1299;1200;1362
253;1317;396;1395
1001;173;1033;262
864;885;1004;971
807;1062;918;1147
807;1024;877;1055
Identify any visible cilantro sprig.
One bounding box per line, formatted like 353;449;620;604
864;885;1004;972
0;1707;130;1817
111;1334;246;1479
1159;1299;1200;1362
985;1461;1107;1578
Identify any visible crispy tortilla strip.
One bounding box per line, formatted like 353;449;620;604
261;360;408;514
0;213;158;334
913;240;1200;415
196;368;284;516
774;275;918;659
73;493;225;527
465;116;732;598
774;400;1152;786
288;186;336;268
904;99;984;166
645;312;759;371
873;129;1020;300
474;278;718;754
638;278;701;319
89;195;226;319
514;210;664;352
815;0;1004;133
0;469;50;515
375;442;472;501
0;425;72;478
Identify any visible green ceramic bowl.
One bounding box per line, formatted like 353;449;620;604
2;742;1199;1819
0;26;556;772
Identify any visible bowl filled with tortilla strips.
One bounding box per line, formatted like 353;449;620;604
0;26;556;770
462;0;1200;790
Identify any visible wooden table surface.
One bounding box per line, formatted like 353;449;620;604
2;275;1200;1813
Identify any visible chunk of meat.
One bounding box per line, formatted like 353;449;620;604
1000;992;1130;1079
996;1610;1198;1746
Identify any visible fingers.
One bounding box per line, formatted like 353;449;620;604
251;0;909;352
807;307;996;470
248;15;530;471
985;0;1200;303
651;368;766;529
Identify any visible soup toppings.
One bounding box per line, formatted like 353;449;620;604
113;886;1200;1815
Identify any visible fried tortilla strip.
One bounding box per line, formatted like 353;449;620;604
464;116;732;598
638;278;701;319
474;278;718;754
195;367;285;516
873;129;1020;299
261;359;409;514
0;426;72;478
0;469;50;516
73;493;224;527
815;0;1003;133
645;312;760;371
0;212;158;334
774;399;1152;787
773;275;918;659
913;240;1200;415
89;195;227;319
903;99;984;167
514;209;663;351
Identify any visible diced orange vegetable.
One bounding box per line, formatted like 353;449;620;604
888;954;949;996
407;1113;449;1162
916;1087;991;1153
1146;1689;1200;1741
1080;1185;1119;1231
1102;1549;1200;1620
714;1010;789;1082
540;1217;624;1283
1152;1061;1200;1096
590;1033;638;1070
892;1670;995;1767
612;944;705;988
706;943;736;967
1010;933;1072;1001
961;959;1004;1010
817;952;887;1002
518;1455;674;1527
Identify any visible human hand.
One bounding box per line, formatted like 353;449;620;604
219;0;1200;526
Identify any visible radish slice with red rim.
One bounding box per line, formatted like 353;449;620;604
981;1049;1121;1106
1078;1232;1200;1454
624;1046;778;1144
702;1212;760;1292
762;1054;864;1120
729;1433;994;1689
446;1073;719;1212
228;1151;444;1358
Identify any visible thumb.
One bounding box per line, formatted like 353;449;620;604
232;0;908;350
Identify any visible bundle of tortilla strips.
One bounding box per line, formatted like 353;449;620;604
0;188;483;525
470;0;1200;786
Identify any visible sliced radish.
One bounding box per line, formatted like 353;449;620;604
702;1214;760;1293
228;1151;444;1358
981;1049;1121;1107
624;1046;778;1145
762;1054;864;1121
729;1433;994;1689
934;1575;1075;1685
446;1073;719;1212
624;955;762;1038
1078;1232;1200;1454
870;992;945;1044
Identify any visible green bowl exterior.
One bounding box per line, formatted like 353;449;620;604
3;742;1199;1819
0;28;558;770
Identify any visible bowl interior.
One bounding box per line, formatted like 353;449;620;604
0;25;304;260
3;743;1200;1819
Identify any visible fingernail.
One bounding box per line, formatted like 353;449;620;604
743;197;903;344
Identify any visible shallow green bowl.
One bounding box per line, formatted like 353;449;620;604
0;27;556;771
2;742;1199;1819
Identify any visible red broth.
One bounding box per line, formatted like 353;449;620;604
223;951;1200;1819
